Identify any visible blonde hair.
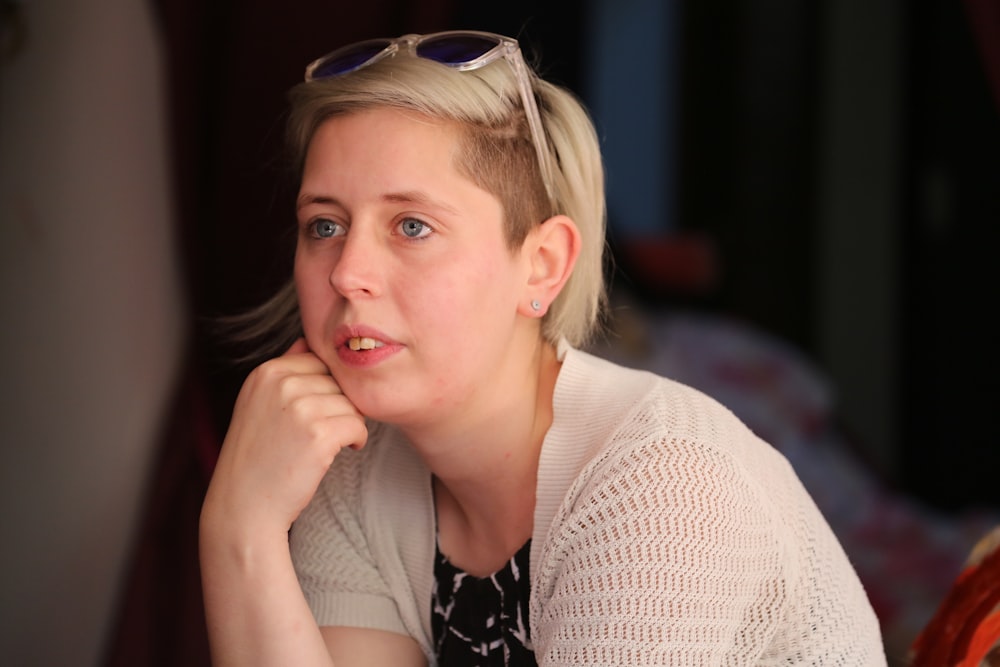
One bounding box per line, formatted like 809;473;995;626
238;50;606;358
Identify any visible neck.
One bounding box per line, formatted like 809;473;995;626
402;335;559;474
408;338;561;574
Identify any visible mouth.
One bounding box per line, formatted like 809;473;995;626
333;325;400;367
337;327;404;369
346;336;386;351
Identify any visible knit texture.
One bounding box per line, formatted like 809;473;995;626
290;345;886;665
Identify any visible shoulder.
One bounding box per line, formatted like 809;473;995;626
561;349;818;562
304;421;426;526
532;356;800;660
533;350;885;663
553;346;777;476
290;423;435;645
539;346;821;604
549;354;796;550
291;428;376;559
543;346;799;565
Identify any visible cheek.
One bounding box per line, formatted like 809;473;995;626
293;261;328;333
412;256;517;331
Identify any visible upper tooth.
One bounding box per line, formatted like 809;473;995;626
348;336;383;350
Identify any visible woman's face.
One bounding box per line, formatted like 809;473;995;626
294;108;536;428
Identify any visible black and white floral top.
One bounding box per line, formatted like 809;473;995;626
431;539;537;667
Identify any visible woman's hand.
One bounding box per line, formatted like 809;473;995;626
203;338;368;536
199;338;368;667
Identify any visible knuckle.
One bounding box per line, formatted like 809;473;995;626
275;373;302;399
285;393;315;420
252;358;286;384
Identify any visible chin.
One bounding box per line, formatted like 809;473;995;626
341;386;412;424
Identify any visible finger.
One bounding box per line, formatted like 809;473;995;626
281;397;368;454
286;392;363;423
284;337;310;356
278;338;336;376
325;413;369;451
263;347;331;376
275;373;346;401
239;357;328;404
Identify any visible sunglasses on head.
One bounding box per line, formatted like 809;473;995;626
304;31;555;205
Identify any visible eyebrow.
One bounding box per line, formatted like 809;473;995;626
296;190;460;216
296;193;339;211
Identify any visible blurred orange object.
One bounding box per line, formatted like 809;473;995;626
910;527;1000;666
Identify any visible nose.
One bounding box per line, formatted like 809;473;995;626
329;225;382;298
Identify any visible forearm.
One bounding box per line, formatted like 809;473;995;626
200;511;335;667
196;344;374;665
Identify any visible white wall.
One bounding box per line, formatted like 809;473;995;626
0;1;186;665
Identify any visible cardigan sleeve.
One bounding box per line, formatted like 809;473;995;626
530;384;885;665
289;446;410;637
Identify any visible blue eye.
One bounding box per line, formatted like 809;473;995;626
311;219;344;239
399;218;431;239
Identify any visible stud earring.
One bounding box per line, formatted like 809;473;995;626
531;299;542;312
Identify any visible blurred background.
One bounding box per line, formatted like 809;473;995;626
1;0;997;665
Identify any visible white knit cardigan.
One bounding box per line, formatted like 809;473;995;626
290;345;887;665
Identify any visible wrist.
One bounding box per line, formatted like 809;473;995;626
200;499;292;570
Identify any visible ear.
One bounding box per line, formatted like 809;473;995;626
518;215;581;317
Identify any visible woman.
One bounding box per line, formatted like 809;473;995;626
200;31;887;666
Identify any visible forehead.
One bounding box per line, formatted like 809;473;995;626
298;108;505;222
302;109;463;182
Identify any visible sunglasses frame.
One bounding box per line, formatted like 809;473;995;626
304;31;556;207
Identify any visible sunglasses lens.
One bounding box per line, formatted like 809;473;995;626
416;34;499;65
311;39;393;78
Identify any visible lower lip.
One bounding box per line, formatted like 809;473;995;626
336;342;403;368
